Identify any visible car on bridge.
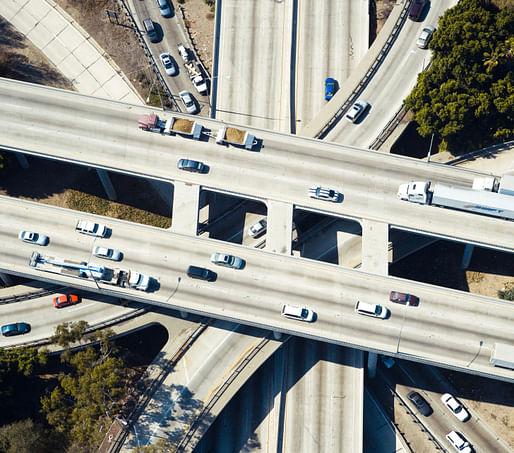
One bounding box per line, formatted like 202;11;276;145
346;100;369;123
1;322;31;337
389;291;419;306
248;218;267;238
54;294;81;308
211;252;245;269
187;265;217;282
159;53;177;76
407;391;433;416
441;393;470;422
92;246;122;261
355;301;389;319
18;230;49;246
177;159;205;173
281;304;315;322
309;186;341;202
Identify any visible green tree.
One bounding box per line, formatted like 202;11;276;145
405;0;514;153
0;419;59;453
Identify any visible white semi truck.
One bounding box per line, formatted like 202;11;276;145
397;176;514;221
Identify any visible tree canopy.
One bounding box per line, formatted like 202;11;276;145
405;0;514;153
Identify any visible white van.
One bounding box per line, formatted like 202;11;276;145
355;301;389;319
281;304;315;322
445;431;472;453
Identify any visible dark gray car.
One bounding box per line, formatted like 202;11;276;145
407;391;433;416
143;18;159;43
187;265;217;282
177;159;205;173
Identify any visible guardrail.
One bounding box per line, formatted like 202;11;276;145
0;285;65;305
315;0;413;139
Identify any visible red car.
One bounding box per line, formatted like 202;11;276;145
389;291;420;306
53;294;81;308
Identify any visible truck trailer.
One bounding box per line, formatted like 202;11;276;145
490;343;514;370
138;113;202;139
397;177;514;221
215;126;257;150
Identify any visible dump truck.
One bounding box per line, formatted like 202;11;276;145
75;220;108;237
397;179;514;221
138;113;202;139
215;126;257;150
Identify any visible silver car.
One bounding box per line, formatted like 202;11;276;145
92;245;122;261
308;186;341;202
211;252;245;269
179;90;199;115
156;0;172;17
159;53;177;76
417;25;435;49
18;230;49;246
248;218;267;237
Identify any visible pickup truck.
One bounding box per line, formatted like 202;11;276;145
75;220;108;237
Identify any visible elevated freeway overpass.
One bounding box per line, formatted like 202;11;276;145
1;196;513;382
1;78;513;254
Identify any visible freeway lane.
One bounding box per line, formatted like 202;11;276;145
1;197;513;381
0;79;513;252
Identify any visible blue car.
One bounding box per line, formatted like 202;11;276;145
325;77;336;100
1;322;31;337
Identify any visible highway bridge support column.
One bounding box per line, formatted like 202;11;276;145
361;220;389;275
461;244;475;270
170;181;200;235
0;272;13;286
14;153;29;169
95;169;117;201
266;201;293;254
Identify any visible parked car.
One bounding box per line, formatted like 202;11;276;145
417;25;436;48
18;230;49;246
92;245;122;261
179;90;199;114
309;186;341;202
445;431;472;453
177;159;205;173
1;322;31;337
355;301;389;319
211;252;245;269
143;18;159;43
248;218;267;237
159;53;177;76
389;291;419;306
324;77;336;100
407;391;433;416
409;0;427;21
156;0;172;17
53;294;81;308
281;304;316;322
187;265;217;282
441;393;470;421
346;100;369;123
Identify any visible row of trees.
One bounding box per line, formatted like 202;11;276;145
405;0;514;153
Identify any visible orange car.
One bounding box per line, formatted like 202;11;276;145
53;294;81;308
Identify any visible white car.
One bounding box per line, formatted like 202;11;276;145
211;252;245;269
346;100;369;123
417;25;435;49
440;393;470;422
192;75;208;95
248;218;267;237
179;90;199;115
159;53;177;76
309;186;341;202
92;245;122;261
282;304;316;322
445;431;472;453
18;230;49;246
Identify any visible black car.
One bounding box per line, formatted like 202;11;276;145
187;265;217;282
408;0;426;21
143;18;159;43
407;391;433;416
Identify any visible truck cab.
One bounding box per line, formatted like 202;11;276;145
397;181;430;204
129;272;150;291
